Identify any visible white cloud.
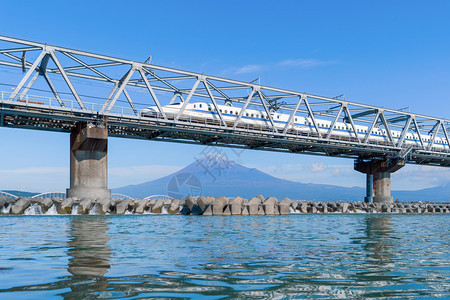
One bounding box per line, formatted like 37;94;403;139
311;162;325;172
222;64;264;75
235;64;263;74
277;58;339;68
109;164;183;188
0;167;68;175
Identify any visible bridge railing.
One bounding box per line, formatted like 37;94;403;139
0;191;19;199
31;192;66;199
111;193;135;200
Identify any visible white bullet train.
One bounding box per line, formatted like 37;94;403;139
142;102;449;150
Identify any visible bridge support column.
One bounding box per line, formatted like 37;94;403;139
66;122;111;199
365;174;374;203
355;158;405;204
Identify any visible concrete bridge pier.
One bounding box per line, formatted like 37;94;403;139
355;158;405;204
364;173;374;203
66;122;111;200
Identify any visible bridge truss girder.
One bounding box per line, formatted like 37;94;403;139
0;35;449;167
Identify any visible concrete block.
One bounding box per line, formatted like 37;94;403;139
212;196;228;215
58;198;74;214
257;206;265;215
134;199;148;214
203;205;213;216
185;196;197;211
263;197;278;215
278;205;290;215
78;198;92;214
179;204;191;215
197;196;212;212
115;199;131;214
169;199;181;214
152;199;165;214
223;205;231;216
11;197;31;215
230;196;244;215
299;202;308;213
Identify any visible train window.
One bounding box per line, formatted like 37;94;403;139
220;109;222;113
199;104;202;108
246;113;249;116
295;118;297;122
277;115;280;119
208;107;211;111
235;111;238;115
194;105;196;108
251;114;254;117
225;110;228;114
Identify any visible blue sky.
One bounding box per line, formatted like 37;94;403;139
0;0;449;193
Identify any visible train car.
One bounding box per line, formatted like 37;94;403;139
141;102;448;150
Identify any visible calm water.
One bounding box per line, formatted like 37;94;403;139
0;214;449;299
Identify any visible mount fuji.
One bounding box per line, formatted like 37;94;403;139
114;153;366;201
114;153;449;202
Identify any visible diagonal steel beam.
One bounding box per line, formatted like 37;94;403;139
283;95;304;135
427;120;440;150
100;82;119;112
364;110;380;143
379;111;394;146
8;50;46;101
303;97;322;138
49;50;86;109
441;122;450;150
49;61;123;72
205;79;232;103
138;68;167;120
412;117;425;150
122;88;137;116
62;51;112;82
257;90;277;133
19;71;39;100
42;72;65;107
175;79;200;121
325;104;343;140
142;66;181;93
397;115;412;147
233;89;255;130
103;67;135;113
2;52;33;67
202;80;227;127
343;105;361;143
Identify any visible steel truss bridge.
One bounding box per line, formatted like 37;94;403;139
0;35;449;167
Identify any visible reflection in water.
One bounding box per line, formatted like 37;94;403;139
64;216;111;299
363;215;393;262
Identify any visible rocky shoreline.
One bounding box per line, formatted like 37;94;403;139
1;195;449;215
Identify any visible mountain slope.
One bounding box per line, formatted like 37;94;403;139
114;153;449;202
114;153;365;201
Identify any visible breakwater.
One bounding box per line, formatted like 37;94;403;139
0;195;449;215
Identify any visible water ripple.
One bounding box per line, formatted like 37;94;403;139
0;214;448;298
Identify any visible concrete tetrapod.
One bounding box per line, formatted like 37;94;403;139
279;197;292;215
263;197;279;215
11;198;31;215
58;198;74;214
212;196;228;215
115;199;131;214
230;196;244;215
248;197;262;215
